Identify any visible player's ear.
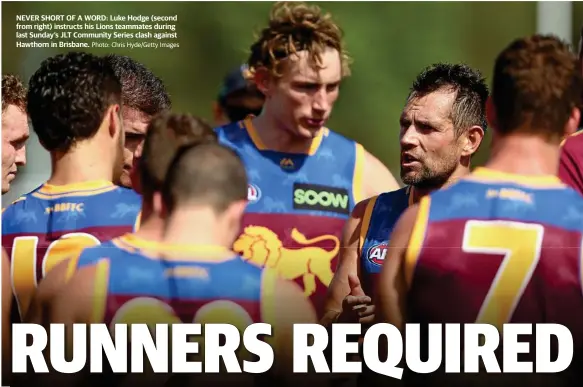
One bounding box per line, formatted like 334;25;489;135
485;96;497;132
253;68;271;98
564;106;581;138
212;101;226;126
460;125;485;157
225;199;248;234
107;104;122;139
152;191;165;217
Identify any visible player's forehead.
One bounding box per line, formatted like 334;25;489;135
122;106;151;134
283;48;342;84
402;88;456;125
1;104;29;138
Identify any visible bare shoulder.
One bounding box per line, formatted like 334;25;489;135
362;148;401;196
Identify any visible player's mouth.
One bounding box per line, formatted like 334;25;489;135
304;118;326;129
401;153;421;167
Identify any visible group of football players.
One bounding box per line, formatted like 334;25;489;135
2;1;583;386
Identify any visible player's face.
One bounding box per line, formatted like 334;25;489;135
399;89;462;189
1;105;29;194
120;107;150;188
266;48;342;138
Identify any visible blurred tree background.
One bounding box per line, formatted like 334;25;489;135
2;1;582;205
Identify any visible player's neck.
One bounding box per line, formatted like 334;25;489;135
48;142;113;185
411;165;470;203
252;112;317;153
163;208;231;249
486;133;560;176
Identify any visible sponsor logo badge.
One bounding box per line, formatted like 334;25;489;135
247;184;261;202
367;242;388;266
292;183;350;215
280;158;295;170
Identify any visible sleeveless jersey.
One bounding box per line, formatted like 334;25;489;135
559;130;583;197
216;117;365;316
72;234;272;327
359;187;412;298
406;167;583;351
1;180;141;319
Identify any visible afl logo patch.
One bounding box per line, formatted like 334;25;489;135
247;184;261;202
367;243;388;266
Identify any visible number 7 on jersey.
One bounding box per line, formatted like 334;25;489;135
462;220;544;331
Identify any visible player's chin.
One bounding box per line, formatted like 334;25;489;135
400;168;421;184
118;169;133;189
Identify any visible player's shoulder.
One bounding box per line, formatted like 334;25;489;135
214;120;249;147
1;184;47;225
561;129;583;149
75;237;128;269
319;126;358;149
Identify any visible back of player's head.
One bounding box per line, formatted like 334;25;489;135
2;74;27;113
162;143;247;215
408;63;489;135
247;1;351;79
140;112;217;198
491;34;583;141
103;54;171;116
27;52;121;152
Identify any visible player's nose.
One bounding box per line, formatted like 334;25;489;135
400;125;419;148
15;145;26;166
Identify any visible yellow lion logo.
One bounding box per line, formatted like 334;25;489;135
233;226;340;297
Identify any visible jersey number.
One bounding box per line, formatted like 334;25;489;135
111;297;255;368
462;220;544;330
11;232;100;318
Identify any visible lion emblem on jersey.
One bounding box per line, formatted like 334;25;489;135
233;226;340;297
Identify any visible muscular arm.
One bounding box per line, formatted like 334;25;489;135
363;149;400;199
27;263;97;387
376;204;420;332
321;199;369;327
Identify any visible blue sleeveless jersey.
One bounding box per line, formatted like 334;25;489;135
360;186;411;296
215;118;365;315
72;234;270;326
406;168;583;346
2;180;141;319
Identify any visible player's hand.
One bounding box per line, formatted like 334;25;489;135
337;273;375;324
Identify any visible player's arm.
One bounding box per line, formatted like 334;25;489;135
264;275;318;381
376;203;420;332
558;136;583;196
362;149;401;198
27;263;98;387
2;249;12;383
321;198;370;327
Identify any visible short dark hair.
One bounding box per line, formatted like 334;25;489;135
140;112;217;199
492;34;583;141
103;54;171;116
27;52;122;153
408;63;489;135
163;143;248;214
2;74;27;112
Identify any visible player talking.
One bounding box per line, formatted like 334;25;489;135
212;64;265;126
217;1;400;316
378;34;583;386
557;26;583;195
31;142;317;387
1;52;140;321
1;74;29;195
103;54;171;190
323;63;487;387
